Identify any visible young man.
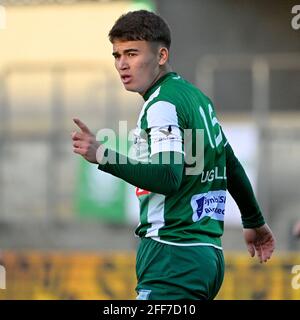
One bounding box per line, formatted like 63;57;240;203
72;10;275;300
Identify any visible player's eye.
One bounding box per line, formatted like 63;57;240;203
112;53;120;59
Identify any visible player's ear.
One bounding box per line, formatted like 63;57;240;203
158;47;169;66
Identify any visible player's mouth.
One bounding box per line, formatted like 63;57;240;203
121;75;132;84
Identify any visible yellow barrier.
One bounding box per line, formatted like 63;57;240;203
217;253;300;300
0;251;137;300
0;251;299;300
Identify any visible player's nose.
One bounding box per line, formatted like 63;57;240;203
117;56;129;70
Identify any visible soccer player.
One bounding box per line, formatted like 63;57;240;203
71;10;275;300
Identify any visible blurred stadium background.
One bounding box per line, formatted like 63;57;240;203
0;0;300;299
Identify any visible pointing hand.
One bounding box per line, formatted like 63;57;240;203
72;118;100;164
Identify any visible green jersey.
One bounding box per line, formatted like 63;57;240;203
98;71;264;246
134;72;227;249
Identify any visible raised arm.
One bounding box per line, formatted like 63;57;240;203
72;118;184;196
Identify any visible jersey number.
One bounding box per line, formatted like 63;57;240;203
199;104;222;149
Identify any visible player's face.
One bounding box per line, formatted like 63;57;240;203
112;40;166;95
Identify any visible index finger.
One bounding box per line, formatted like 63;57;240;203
73;118;91;134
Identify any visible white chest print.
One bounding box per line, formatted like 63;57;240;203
191;190;226;222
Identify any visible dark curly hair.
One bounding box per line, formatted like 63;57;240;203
109;10;171;49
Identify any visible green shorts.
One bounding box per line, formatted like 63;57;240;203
135;237;224;300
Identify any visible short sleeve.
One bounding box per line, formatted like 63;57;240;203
146;101;184;156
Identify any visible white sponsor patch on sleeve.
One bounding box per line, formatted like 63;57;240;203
150;125;183;156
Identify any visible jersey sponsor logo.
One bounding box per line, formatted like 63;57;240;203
195;197;205;218
136;187;151;197
191;190;226;222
